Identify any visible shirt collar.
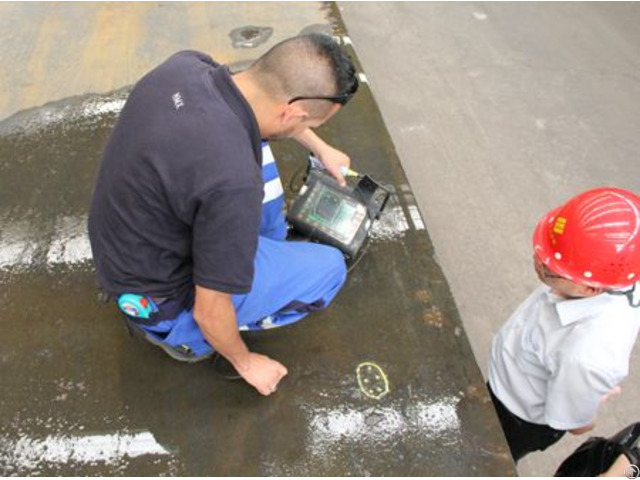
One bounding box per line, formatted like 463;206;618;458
545;286;620;326
209;65;262;166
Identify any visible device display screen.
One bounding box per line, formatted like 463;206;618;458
315;191;341;220
305;185;366;244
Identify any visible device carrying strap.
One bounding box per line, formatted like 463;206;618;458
554;422;640;476
608;282;640;308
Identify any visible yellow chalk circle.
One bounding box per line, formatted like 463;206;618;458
356;362;390;400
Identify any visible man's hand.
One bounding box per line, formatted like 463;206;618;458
599;454;632;477
569;423;595;435
294;128;351;186
601;385;622;404
234;352;288;396
315;143;351;186
567;386;622;435
193;285;288;396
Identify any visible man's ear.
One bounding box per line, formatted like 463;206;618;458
281;103;309;125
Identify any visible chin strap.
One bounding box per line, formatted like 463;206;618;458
607;282;640;308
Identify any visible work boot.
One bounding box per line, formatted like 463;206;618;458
122;315;212;363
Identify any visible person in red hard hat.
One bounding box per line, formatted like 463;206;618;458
488;187;640;463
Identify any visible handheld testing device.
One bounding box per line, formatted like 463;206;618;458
287;159;391;259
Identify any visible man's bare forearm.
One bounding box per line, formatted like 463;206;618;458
294;128;327;155
193;285;250;372
294;128;351;186
192;285;288;395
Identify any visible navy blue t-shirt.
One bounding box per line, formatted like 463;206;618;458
88;51;264;300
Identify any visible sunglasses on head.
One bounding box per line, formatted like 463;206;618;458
540;263;565;280
288;75;359;106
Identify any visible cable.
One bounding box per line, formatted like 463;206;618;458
347;242;370;274
287;165;386;275
288;164;308;193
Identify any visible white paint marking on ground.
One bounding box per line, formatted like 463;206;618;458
46;215;93;265
410;401;461;432
407;205;425;230
306;397;460;456
370;205;410;241
1;431;169;469
473;11;488;21
81;98;126;118
2;92;129;136
0;220;37;269
0;215;94;272
33;109;67;128
0;238;35;269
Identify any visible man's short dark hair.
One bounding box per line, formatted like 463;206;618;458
249;33;357;112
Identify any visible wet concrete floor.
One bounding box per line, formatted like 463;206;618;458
0;4;515;476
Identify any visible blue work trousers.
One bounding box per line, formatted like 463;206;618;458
140;143;347;357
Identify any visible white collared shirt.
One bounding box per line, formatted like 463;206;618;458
489;285;640;430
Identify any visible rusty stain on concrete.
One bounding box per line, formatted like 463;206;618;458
423;306;445;328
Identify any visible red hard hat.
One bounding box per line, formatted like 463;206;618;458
533;187;640;289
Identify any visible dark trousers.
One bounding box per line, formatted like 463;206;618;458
487;382;566;463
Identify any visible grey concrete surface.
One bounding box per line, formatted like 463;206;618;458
340;2;640;476
0;2;515;476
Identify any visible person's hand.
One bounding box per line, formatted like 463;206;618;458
569;423;595;435
601;385;622;404
599;453;632;477
316;144;351;186
570;386;623;435
234;352;288;396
